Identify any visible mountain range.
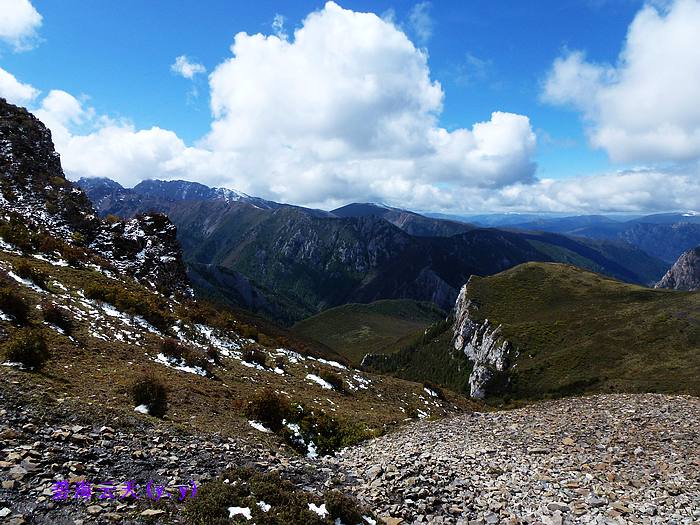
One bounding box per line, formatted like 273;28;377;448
77;178;670;324
434;212;700;263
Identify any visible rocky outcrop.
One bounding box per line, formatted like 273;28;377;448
655;246;700;291
0;98;190;297
452;280;513;398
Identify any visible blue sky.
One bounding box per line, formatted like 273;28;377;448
1;0;699;213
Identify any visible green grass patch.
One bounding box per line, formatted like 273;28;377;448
292;299;444;366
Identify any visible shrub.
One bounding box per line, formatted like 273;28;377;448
0;287;29;324
0;216;33;252
325;490;367;525
185;468;328;525
84;282;174;332
159;338;184;360
158;338;213;376
242;347;267;368
42;303;72;335
184;480;239;525
318;369;344;392
238;323;258;341
4;328;49;370
244;389;290;432
13;260;47;289
104;214;121;224
59;244;88;267
206;347;221;365
131;374;168;417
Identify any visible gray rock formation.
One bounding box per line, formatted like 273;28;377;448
452;280;513;398
655;246;700;291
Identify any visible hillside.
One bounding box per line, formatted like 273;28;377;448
0;98;478;523
292;300;444;366
366;263;700;400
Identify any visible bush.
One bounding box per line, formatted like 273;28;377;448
4;328;49;370
0;216;33;252
239;323;259;341
0;287;29;325
42;303;72;335
325;490;367;525
318;369;344;392
244;389;290;432
85;282;174;332
159;338;184;360
13;260;47;289
158;338;213;376
185;468;329;525
242;347;267;368
131;374;168;417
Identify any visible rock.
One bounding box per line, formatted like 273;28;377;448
86;505;103;515
452;290;512;398
141;509;166;517
8;466;27;480
367;466;383;480
2;480;16;489
562;437;575;446
381;518;403;525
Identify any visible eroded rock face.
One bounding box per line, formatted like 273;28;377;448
0;98;190;297
655;246;700;291
452;281;512;398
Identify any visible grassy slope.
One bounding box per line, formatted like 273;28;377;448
466;262;700;398
0;250;474;449
292;299;445;366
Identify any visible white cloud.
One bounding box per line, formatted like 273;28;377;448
543;0;700;164
204;1;535;203
0;66;40;104
408;2;433;44
16;1;698;214
170;55;206;79
0;0;42;51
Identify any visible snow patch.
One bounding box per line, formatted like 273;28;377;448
228;507;252;520
248;421;272;433
134;404;150;415
155;353;207;376
306;374;334;390
308;503;327;517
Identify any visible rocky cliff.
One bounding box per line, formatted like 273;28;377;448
0;98;190;296
655;246;700;291
452;279;513;398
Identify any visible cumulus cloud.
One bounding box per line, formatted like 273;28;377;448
0;66;40;104
543;0;700;164
170;55;206;79
0;0;42;51
204;1;536;203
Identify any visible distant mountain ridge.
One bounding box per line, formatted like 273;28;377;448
78;177;668;324
447;212;700;263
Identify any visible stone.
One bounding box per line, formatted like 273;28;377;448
141;509;166;517
86;506;103;515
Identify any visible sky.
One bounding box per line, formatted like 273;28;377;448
0;0;699;214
